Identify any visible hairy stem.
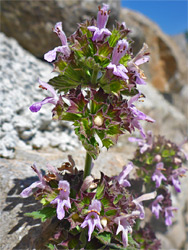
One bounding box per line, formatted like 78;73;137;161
84;152;92;178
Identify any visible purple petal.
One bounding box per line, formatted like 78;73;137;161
29;102;42;112
97;4;110;29
89;199;101;212
53;22;67;45
44;48;57;62
20;181;44;198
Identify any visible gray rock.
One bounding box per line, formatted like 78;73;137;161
0;32;80;158
1;0;120;58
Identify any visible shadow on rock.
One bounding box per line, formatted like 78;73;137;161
3;176;61;250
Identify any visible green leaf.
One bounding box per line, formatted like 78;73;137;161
46;243;57;250
119;54;131;67
96;183;105;199
113;194;123;205
96;232;112;244
162;149;170;157
25;207;56;222
62;112;82;121
105;209;117;216
102;138;114;149
68;237;79;249
108;29;121;47
80;196;91;207
101;197;110;209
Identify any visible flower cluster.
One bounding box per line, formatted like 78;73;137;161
21;158;156;249
129;131;187;226
19;3;188;250
29;3;154;159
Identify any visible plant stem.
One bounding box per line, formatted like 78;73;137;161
84;152;92;178
83;67;97;179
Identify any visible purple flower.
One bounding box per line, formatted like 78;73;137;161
116;162;133;187
152;162;167;188
127;93;155;138
132;43;150;66
151;195;164;219
20;164;47;198
115;211;140;247
132;191;156;219
164;206;178;226
29;79;59;112
128;43;150;85
107;39;129;80
129;130;153;153
44;22;70;62
51;180;71;220
88;4;111;41
171;168;187;192
81;199;102;241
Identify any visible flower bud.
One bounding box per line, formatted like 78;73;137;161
154;154;162;162
94;116;104;127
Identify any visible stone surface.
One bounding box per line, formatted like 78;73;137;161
120;8;187;94
0;32;80;159
0;143;188;249
1;0;120;58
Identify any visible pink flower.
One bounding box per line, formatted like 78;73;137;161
29;79;59;112
107;39;129;80
164;206;178;226
152;162;167;188
20;164;48;198
51;180;71;220
81;199;102;241
44;22;70;62
116;162;133;187
88;4;111;41
132;191;156;219
151;195;164;219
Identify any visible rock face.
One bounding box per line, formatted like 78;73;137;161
1;0;120;58
120;8;187;94
0;32;80;159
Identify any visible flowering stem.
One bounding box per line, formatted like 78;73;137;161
84;152;92;178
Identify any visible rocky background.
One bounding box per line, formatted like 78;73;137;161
0;0;188;249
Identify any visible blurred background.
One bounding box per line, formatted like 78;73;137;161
0;0;188;249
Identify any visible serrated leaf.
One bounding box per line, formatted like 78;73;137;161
105;209;117;216
119;54;131;67
25;207;56;222
80;196;91;207
108;29;121;47
96;183;105;199
101;197;110;209
96;232;112;244
62;112;82;121
113;194;123;205
102;138;114;149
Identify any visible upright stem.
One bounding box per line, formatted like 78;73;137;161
84;152;92;178
83;67;98;179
